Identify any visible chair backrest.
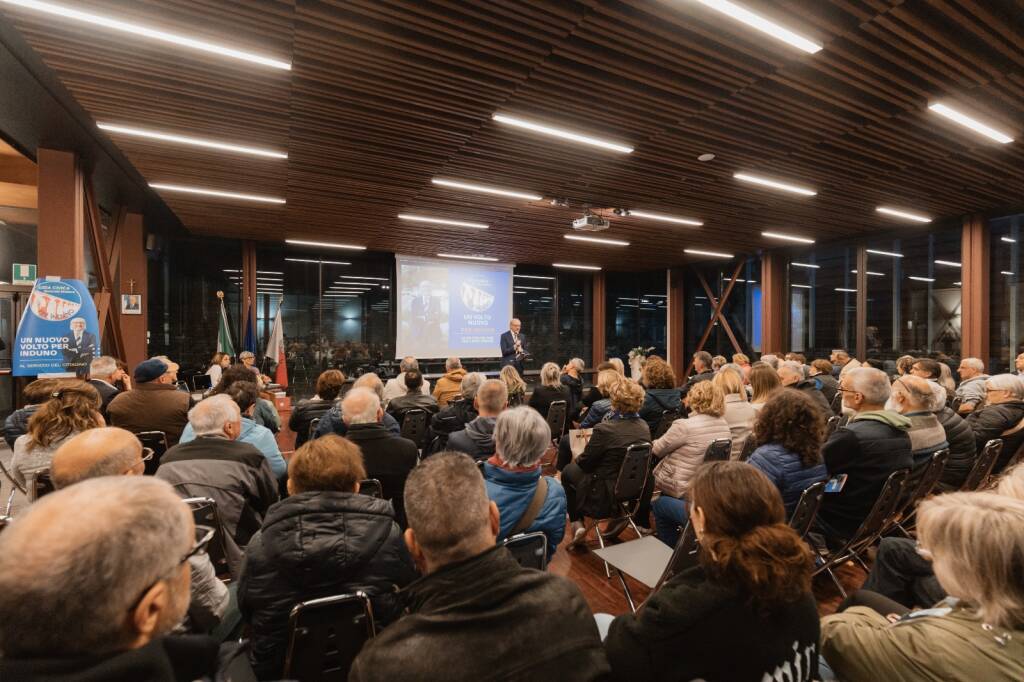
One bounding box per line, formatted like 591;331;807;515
283;592;376;682
400;409;428;446
182;497;233;579
825;415;842;436
950;395;963;413
135;431;169;476
653;520;699;592
191;374;213;392
961;439;1003;491
0;457;26;495
30;470;56;502
788;481;826;539
908;448;949;507
308;417;321;441
0;515;10;534
738;433;757;461
613;442;653;504
545;400;568;439
653;408;681;439
829;391;843;414
502;531;548;570
358;478;383;499
845;468;911;554
702;438;732;463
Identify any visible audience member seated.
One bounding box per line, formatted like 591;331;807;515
387;369;439;423
711;354;727;371
180;382;286;479
206;351;231;386
529;362;573;433
760;353;781;370
564;380;652;545
679;351;715;400
930;381;977;490
778;361;832;416
637;356;682;434
239;435;416;680
831;349;856;376
500;365;527;407
580;360;616;410
890;374;949;491
809;359;839;406
349;453;609;681
315;372;401;439
483;406;567;559
428;372;483;448
448;379;508;460
432;356;468;407
816;368;913;547
157;394;279;576
12;380;102;490
107;358;190;445
87;355;128;415
820;492;1024;681
3;378;60;448
605;462;820;681
749;362;782;411
560;357;586;414
50;427;230;636
732;352;752;379
651;381;731;546
382;356;430;404
965;373;1024;473
210;365;281;433
340;387;418;525
288;369;345;448
910;357;947;397
578;368;620;429
955;357;989;414
0;477;253;682
747;390;828;518
712;367;756;459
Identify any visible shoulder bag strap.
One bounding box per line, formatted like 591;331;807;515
511;476;549;535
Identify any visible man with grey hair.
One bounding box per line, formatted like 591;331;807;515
349;452;609;681
428;372;484;449
158;394;279;576
448;379;508;460
314;372;402;440
382;356;430;404
341;387;418;526
955;357;989;414
483;407;566;559
966;373;1024;473
87;355;127;414
816;367;913;547
560;357;586;411
778;360;832;416
0;477;253;680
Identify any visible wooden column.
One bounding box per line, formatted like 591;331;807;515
962;214;990;361
761;252;787;355
241;240;258;347
856;246;868;360
667;267;685;371
37;149;85;279
592;271;606;366
119;213;147;366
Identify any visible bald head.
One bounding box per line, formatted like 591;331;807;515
342;386;382;425
51;427;144;488
892;375;935;414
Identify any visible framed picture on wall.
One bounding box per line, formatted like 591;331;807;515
121;294;142;315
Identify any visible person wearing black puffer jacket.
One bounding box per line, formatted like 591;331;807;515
927;381;977;490
238;435;417;680
965;374;1024;475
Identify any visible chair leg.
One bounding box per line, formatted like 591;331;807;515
594;521;611;578
825;566;848;599
616;569;637;613
4;489;14;516
851;553;870;572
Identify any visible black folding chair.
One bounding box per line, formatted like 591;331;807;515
503;531;548;570
738;433;757;461
282;592;376;682
358;478;383;499
308;417;321;442
960;439;1003;491
889;449;949;537
30;470;55;502
583;442;653;577
614;519;699;613
653;408;680;439
0;515;10;533
545;400;568;443
950;396;962;413
829;391;843;415
702;438;732;463
400;409;428;449
789;481;826;540
135;431;169;476
182;497;234;580
825;415;842;436
190;374;213;392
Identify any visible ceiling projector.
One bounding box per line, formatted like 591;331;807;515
572;212;610;232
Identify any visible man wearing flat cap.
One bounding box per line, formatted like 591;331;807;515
106;358;192;445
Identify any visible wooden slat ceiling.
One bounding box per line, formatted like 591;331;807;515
4;0;1023;270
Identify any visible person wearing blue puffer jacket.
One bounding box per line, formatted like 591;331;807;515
747;390;828;518
483;406;567;561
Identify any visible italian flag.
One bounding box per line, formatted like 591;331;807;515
265;303;288;387
217;297;235;357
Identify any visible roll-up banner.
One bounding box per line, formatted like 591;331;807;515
13;277;100;377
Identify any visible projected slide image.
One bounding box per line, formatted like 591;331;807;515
399;266;450;352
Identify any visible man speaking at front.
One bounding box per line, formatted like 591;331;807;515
499;318;528;374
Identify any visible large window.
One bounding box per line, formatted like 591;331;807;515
513;266;592;371
606;270;666;365
990;213;1023;372
788;245;857;359
684;258;761;361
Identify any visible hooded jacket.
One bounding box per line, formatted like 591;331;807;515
653;413;731;499
180;417;287;479
447;416;497;460
818;410;913;541
432;368;467;406
238;491;417;680
965;399;1024;473
747;443;828;518
483;457;567;559
934;406;976;489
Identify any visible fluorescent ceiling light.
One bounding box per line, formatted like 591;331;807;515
791;284;812;289
223;269;241;273
437;253;499;262
627;210;703;226
876;206;932;223
734;279;756;283
492;114;633;153
934;260;962;268
953;281;962;286
1002;271;1015;276
928;103;1014;144
97;123;286;158
866;249;903;258
695;0;822;54
735;173;816;196
553;263;602;271
851;270;885;277
564;234;630;247
514;274;555;280
685;248;733;259
2;0;291;70
1002;237;1017;243
150;183;284;204
257;270;283;275
790;262;820;269
339;276;388;281
431;178;541;201
256;276;283;281
284;258;351;265
398;214;488;230
835;288;857;293
285;239;365;250
908;276;935;282
762;231;814;244
514;285;549;291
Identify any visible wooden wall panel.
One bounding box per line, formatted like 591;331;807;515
961;214;990;361
119;213;147;367
592;272;606;367
761;253;787;355
667;267;685;372
37;148;84;280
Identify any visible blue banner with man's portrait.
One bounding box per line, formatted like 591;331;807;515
13;277;100;376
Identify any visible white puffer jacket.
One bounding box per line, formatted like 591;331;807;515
653;412;731;498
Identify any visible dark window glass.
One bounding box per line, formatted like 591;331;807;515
606;270;666;365
513;266;592;371
990;214;1023;373
684;258;762;362
788;246;857;359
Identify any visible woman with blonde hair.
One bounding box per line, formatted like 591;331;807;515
528;362;572;433
499;364;527;407
821;492;1024;680
579;368;623;429
11;380;103;489
206;351;231;386
651;381;731;545
749;362;781;411
712;368;756;458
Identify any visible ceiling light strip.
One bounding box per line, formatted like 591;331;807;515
564;234;630;246
150;182;284;204
866;249;903;258
762;231;814;244
398;214;488;229
685;248;734;259
735;173;816;196
437;253;499;262
553;262;601;271
492;114;633;153
431;178;541;201
876;206;931;223
284;258;351;265
695;0;822;54
285;239;365;250
627;210;703;226
928;103;1014;144
98;123;286;158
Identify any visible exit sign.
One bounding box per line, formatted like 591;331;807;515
12;263;36;286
